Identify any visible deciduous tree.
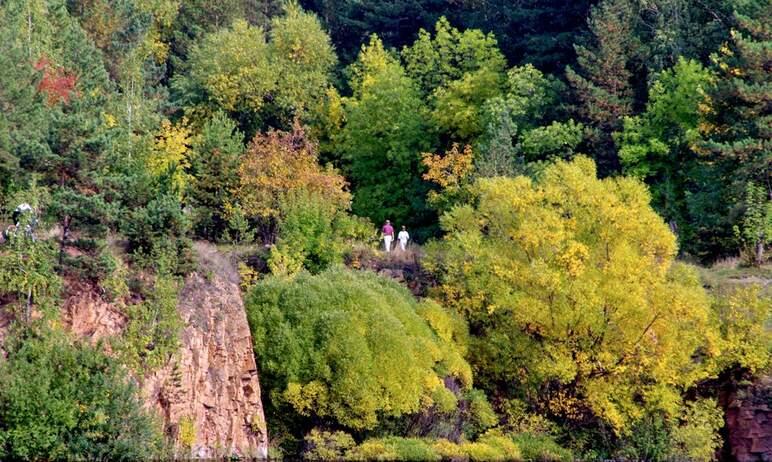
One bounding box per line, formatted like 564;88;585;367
426;157;717;433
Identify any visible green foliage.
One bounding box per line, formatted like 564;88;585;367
617;58;717;256
98;247;130;303
0;231;61;321
427;157;717;433
711;285;772;374
476;65;582;176
341;36;436;235
566;0;636;174
617;413;672;461
122;193;192;273
342;433;530;462
0;328;164;460
269;189;373;276
402;17;507;142
402;17;506;97
669;399;724;462
246;267;472;431
188;111;244;241
303;428;357;461
116;272;183;371
511;433;573;462
175;4;336;130
180;19;273;116
734;182;772;266
432;68;504;141
269;1;337;118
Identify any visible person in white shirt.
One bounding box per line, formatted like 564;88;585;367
397;226;410;251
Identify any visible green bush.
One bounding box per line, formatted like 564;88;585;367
122;193;192;274
379;437;441;461
511;433;573;462
342;435;527;461
0;329;165;460
0;231;61;321
269;189;374;276
116;272;182;371
246;267;472;431
303;428;356;460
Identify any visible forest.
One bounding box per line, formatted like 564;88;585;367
0;0;769;460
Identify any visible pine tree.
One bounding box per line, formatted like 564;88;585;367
701;2;771;261
566;0;636;175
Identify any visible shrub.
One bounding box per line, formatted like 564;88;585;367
0;329;164;460
0;231;61;321
386;437;442;461
178;416;196;450
303;429;356;461
511;433;573;462
669;399;724;462
122;193;191;273
345;439;398;461
246;268;472;431
269;189;373;276
116;272;182;371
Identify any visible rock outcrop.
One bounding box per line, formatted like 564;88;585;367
725;376;772;462
56;242;269;459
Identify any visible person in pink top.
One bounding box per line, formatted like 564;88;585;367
381;220;395;252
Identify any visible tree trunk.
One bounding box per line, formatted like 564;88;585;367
755;239;765;266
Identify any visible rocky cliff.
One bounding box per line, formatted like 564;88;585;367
60;242;269;459
725;375;772;462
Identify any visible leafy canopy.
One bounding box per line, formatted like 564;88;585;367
341;36;436;234
426;156;717;433
0;329;164;461
246;267;472;431
236;122;350;222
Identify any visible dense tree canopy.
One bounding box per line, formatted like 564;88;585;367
426;157;717;432
0;0;769;459
340;36;436;236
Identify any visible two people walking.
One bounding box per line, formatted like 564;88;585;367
381;220;410;252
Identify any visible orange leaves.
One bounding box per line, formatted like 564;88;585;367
422;143;474;189
236;121;350;219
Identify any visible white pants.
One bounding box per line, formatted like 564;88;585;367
384;235;393;252
399;239;407;251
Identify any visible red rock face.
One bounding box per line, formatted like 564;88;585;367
725;376;772;462
141;271;268;459
52;243;270;459
62;286;127;341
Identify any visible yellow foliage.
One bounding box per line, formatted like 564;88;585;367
236;122;350;219
238;262;260;292
178;415;196;449
427;156;717;433
422;143;475;189
149;118;193;198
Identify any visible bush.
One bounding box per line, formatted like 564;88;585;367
116;272;182;371
269;189;373;276
0;329;165;460
122;193;192;274
303;428;356;460
512;433;573;462
246;267;472;431
385;437;442;461
669;399;724;462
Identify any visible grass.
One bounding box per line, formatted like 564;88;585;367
697;258;772;295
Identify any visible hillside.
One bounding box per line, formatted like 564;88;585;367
0;0;770;460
